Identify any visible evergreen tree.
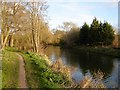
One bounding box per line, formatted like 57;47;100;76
79;17;115;46
98;22;104;45
89;17;100;45
102;22;114;45
79;22;90;45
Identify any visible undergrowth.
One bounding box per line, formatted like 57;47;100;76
21;51;71;88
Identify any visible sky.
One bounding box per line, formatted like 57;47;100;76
47;0;118;32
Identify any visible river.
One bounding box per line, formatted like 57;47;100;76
44;46;120;88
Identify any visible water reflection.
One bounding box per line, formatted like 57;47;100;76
64;49;114;76
44;46;119;88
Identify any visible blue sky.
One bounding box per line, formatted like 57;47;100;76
47;0;118;31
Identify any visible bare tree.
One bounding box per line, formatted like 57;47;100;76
28;0;48;52
1;1;10;50
1;1;27;49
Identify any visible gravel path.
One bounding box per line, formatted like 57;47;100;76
16;53;28;88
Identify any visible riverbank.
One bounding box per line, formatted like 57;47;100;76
21;50;106;88
2;47;106;88
3;47;72;88
20;51;72;88
74;46;120;58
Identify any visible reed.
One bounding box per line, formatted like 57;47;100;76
51;59;71;81
51;59;106;88
79;71;106;88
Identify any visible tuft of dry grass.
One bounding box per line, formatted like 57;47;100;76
79;71;106;88
51;59;106;88
51;59;71;80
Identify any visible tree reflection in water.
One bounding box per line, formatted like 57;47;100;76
44;46;119;88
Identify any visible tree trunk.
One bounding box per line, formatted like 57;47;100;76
31;14;37;52
10;34;14;47
2;29;10;50
1;34;4;49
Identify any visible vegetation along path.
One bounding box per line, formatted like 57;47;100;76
16;53;28;88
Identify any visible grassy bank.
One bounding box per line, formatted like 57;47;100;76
20;51;71;88
2;47;106;88
2;47;71;88
75;46;120;58
2;50;19;88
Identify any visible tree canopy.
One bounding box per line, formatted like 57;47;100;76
79;18;115;46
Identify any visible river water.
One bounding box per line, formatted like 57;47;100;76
44;46;120;88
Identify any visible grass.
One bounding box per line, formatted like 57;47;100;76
21;51;71;88
2;50;19;88
75;46;120;58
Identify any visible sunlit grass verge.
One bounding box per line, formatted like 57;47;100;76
21;51;72;88
2;50;19;88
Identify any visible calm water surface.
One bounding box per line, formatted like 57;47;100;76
44;46;120;88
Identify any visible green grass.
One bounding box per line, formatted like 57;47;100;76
2;50;19;88
21;51;71;88
75;46;120;58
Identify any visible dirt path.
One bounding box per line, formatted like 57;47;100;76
16;53;28;88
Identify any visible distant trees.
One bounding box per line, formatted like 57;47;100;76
50;22;78;46
52;22;80;47
52;30;65;45
58;22;78;31
61;27;80;47
52;18;115;47
79;17;115;46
